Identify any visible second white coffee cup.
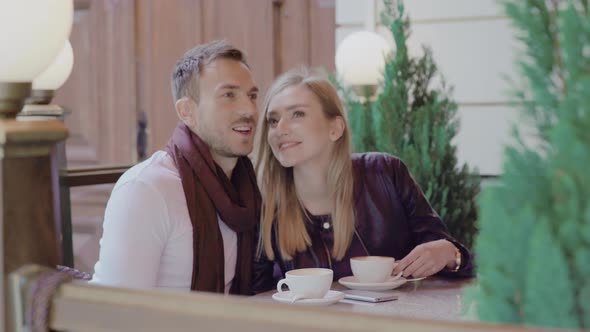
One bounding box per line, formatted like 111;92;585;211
350;256;395;283
276;268;333;299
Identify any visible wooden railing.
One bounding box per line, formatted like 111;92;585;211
58;165;132;267
60;165;131;187
7;265;569;332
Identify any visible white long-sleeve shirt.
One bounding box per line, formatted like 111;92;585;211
91;151;237;293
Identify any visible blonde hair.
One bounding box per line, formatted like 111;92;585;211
255;67;355;261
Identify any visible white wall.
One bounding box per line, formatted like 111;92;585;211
336;0;524;175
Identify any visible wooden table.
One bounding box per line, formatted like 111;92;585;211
254;277;476;322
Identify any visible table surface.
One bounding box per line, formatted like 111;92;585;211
254;277;476;322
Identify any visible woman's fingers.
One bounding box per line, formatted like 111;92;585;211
411;261;437;278
401;254;428;277
393;248;420;275
393;240;454;277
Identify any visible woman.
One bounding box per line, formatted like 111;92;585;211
253;68;473;292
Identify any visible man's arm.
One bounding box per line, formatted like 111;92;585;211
91;180;170;288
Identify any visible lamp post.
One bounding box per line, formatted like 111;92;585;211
335;31;392;151
335;31;392;102
19;39;76;269
0;1;74;331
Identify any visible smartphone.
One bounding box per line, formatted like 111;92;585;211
342;290;398;303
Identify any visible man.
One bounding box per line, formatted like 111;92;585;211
91;40;260;295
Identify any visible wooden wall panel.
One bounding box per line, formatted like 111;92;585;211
201;0;275;95
309;0;336;71
97;0;137;164
136;0;203;154
55;0;136;166
55;7;100;165
276;0;336;75
277;1;311;71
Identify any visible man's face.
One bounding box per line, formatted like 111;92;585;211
192;58;259;159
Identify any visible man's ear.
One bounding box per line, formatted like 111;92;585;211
329;116;346;142
174;97;197;128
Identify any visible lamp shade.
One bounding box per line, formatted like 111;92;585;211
0;0;73;82
33;40;74;90
336;31;392;86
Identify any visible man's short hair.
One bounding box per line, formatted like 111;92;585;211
171;40;249;102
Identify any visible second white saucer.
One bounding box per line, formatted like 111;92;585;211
338;275;407;291
272;290;345;306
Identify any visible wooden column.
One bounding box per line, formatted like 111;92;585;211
1;117;68;332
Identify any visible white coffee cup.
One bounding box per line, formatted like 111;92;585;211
276;268;333;299
350;256;395;283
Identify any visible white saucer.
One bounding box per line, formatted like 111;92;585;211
271;290;345;306
405;276;427;282
338;276;407;291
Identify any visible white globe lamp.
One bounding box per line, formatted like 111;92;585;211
336;31;392;100
0;0;74;116
29;40;75;104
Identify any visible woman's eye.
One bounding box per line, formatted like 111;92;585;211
249;93;258;101
267;118;278;126
223;92;235;98
293;111;304;118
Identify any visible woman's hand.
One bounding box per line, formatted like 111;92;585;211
392;239;458;278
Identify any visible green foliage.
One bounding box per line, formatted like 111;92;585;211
338;0;480;249
331;76;377;151
468;0;590;328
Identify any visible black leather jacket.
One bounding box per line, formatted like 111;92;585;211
253;153;474;293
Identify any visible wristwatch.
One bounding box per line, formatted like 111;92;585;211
452;246;462;272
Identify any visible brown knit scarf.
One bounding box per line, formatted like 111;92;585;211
165;123;260;295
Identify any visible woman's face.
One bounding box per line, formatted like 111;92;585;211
266;84;343;169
